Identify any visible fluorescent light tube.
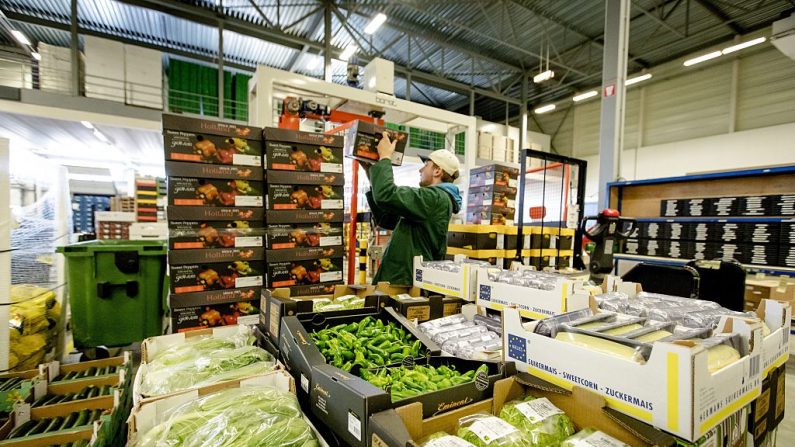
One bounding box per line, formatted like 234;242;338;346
93;129;111;144
722;37;766;54
534;104;556;114
683;51;722;67
340;45;357;61
80;121;94;129
533;70;555;83
364;13;387;35
573;90;598;102
11;30;31;46
626;73;652;85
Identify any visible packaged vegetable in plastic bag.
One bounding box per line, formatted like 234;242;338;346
499;395;575;446
457;413;533;447
135;385;319;447
561;428;628;447
421;432;477;447
146;324;255;366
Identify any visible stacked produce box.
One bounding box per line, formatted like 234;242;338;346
163;114;263;332
465;164;519;225
262;128;346;296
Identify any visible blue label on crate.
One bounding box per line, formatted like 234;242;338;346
415;269;423;282
479;284;492;302
507;334;527;363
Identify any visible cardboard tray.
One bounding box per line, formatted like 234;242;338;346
502;306;764;441
755;299;791;378
0;370;45;414
278;307;441;400
412;256;478;301
42;354;132;386
475;266;591;319
168;220;264;250
263;128;344;173
127;370;330;447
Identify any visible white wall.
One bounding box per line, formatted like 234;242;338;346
476;118;552;152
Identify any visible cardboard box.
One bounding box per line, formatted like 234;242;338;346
169;286;261;307
465;205;516;225
265;245;345;262
139;326;241;363
163;129;262;166
475;266;590;319
34;370;128;416
756;299;791;378
166;205;263;221
266;183;343;210
469;164;519;188
267;257;343;288
367;372;679;447
503;307;764;441
467;184;517;208
447;224;509;251
128;370;330;446
265;209;344;224
311;360;510;447
389;293;464;323
344;120;408;166
278;307;440;400
168;220;263;250
169;260;264;294
769;364;785;430
169;300;259;333
287;282;345;297
265;223;344;250
0;370;45;413
168;177;263;208
162;113;260;139
263;127;344;173
42;354;132;384
748;375;771;446
412;255;479;301
167;246;264;265
266;169;344;186
254;322;280;357
165;160;262;181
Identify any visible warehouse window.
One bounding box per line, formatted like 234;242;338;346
409;128;446;150
454;132;465;155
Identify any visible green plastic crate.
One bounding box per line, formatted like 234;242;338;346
56;240;167;349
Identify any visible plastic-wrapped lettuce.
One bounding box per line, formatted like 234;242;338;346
140;344;276;397
499;396;575;446
421;432;477;447
312;295;366;312
135;385;318;447
457;414;533;447
146;325;255;367
561;428;628;447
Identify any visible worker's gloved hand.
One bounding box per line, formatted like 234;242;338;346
377;131;397;161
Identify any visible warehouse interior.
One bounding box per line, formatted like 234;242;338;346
0;0;793;446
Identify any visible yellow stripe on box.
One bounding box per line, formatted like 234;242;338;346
667;352;680;433
699;388;760;434
420;283;461;298
561;286;568;312
447;247;508;258
763;353;788;378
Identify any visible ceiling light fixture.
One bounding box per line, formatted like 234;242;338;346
626;73;653;85
533;70;555;84
11;30;31;46
80;121;94;129
534;104;556;114
722;37;766;54
572;90;598;102
93;129;111;145
683;51;722;67
340;45;358;61
364;13;387;35
31;52;41;61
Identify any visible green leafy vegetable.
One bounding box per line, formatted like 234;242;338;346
421;432;477;447
135;386;319;447
457;414;533;447
561;428;629;447
499;395;575;446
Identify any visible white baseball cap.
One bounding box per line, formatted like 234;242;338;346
421;150;460;179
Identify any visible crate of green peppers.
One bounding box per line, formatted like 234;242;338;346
361;357;511;418
278;306;439;397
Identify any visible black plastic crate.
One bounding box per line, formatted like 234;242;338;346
779;245;795;267
772;195;795;216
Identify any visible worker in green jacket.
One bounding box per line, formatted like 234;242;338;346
362;132;462;286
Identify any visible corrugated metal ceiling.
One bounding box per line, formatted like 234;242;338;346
0;0;792;123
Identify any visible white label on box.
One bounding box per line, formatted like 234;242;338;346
320;271;343;282
425;435;477;447
348;411;362;441
508;178;518;188
320;236;342;246
232;154;262;166
236;275;263;287
468;417;517;444
581;431;629;447
515;398;564;424
300;374;309;393
321;199;343;209
237;315;258;325
235;196;264;207
236;236;263;247
321;163;343;173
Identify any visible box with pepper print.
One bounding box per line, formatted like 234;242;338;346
263;127;344;173
263;223;344;250
170;300;259;332
168;219;264;250
162;114;262;166
267;257;344;289
168;177;263;208
344;120;408;166
265;170;344;211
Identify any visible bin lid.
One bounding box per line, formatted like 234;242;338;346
56;240;167;256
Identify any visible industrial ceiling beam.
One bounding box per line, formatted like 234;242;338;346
630;0;686;38
693;0;745;34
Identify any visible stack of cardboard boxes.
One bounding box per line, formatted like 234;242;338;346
262;128;346;296
163;114;264;332
466;164;519;225
477;131;517;163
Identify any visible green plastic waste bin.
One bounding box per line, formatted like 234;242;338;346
57;240;167;349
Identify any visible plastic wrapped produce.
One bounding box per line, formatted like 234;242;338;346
457;414;533;447
312;295;367;312
647;306;712;324
423;322;477;342
442;332;501;358
434;325;489;344
419;314;467;332
134;385;319;447
561;428;629;447
420;433;476;447
533;309;609;337
473;314;502;333
499;395;575;446
487;270;557;290
8;285;61;371
419;259;491;272
682;308;757;330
